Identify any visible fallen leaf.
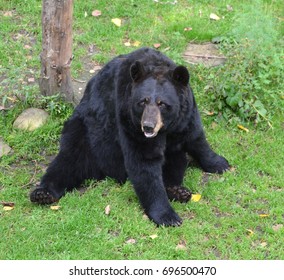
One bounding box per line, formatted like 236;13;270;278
259;214;269;218
125;238;136;244
84;11;88;17
260;242;267;247
4;11;13;17
210;13;220;21
184;27;193;31
142;214;149;220
92;10;101;17
149;234;158;239
163;47;171;52
237;124;249;132
227;5;233;12
153;43;161;49
24;45;32;50
124;41;131;47
1;201;15;207
3;206;14;211
105;204;111;215
204;110;215;116
246;229;254;237
191;194;201;202
176;240;187;250
111;18;122;27
133;41;141;47
28;77;35;83
50;205;61;210
272;224;283;232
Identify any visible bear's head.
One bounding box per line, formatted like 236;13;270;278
130;61;190;138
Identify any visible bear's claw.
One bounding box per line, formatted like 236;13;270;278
166;186;192;203
30;188;58;205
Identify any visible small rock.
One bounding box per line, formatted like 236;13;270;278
0;138;12;157
13;108;49;131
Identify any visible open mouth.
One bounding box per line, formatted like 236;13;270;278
144;131;158;138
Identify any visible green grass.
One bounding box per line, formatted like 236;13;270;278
0;0;284;260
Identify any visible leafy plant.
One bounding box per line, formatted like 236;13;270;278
206;1;284;127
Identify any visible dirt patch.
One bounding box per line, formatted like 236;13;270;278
73;44;226;105
183;43;226;67
72;55;102;105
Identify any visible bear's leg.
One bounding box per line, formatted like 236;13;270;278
186;132;229;174
30;116;101;204
163;151;192;203
120;137;182;226
130;163;182;226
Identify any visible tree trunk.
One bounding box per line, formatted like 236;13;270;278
39;0;74;103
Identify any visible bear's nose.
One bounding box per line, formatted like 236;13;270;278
142;121;155;133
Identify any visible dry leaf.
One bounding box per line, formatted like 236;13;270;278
92;10;101;17
260;242;267;247
124;41;131;47
191;194;201;202
237;124;249;132
184;27;193;31
149;234;158;239
111;18;122;27
50;205;60;210
133;41;141;47
1;201;15;207
153;43;161;49
24;45;32;50
259;214;269;218
163;47;171;52
204;110;215;116
246;229;254;236
84;11;88;17
143;214;149;220
125;238;136;244
176;240;187;250
4;11;13;17
272;224;283;232
105;205;111;215
210;13;220;21
28;77;35;83
227;5;233;12
3;206;14;211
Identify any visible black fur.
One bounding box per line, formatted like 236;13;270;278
30;48;229;226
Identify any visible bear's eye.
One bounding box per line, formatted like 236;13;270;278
138;98;149;106
157;100;166;108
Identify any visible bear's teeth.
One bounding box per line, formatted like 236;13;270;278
144;132;157;138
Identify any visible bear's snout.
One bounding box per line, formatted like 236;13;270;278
141;105;163;138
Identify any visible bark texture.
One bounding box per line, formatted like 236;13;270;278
40;0;74;102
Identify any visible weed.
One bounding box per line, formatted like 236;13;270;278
205;1;284;126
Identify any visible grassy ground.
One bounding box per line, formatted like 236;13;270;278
0;0;283;260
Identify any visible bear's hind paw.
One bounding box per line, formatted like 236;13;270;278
166;186;192;203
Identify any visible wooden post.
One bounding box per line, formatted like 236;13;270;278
39;0;74;103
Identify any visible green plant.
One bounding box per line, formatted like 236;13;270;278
205;1;284;127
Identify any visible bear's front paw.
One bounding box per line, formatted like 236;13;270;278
202;155;230;174
148;207;182;227
166;186;192;203
30;188;58;205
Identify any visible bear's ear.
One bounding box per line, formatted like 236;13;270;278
172;66;190;86
130;61;145;82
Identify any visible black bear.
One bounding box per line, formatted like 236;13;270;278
30;47;229;226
